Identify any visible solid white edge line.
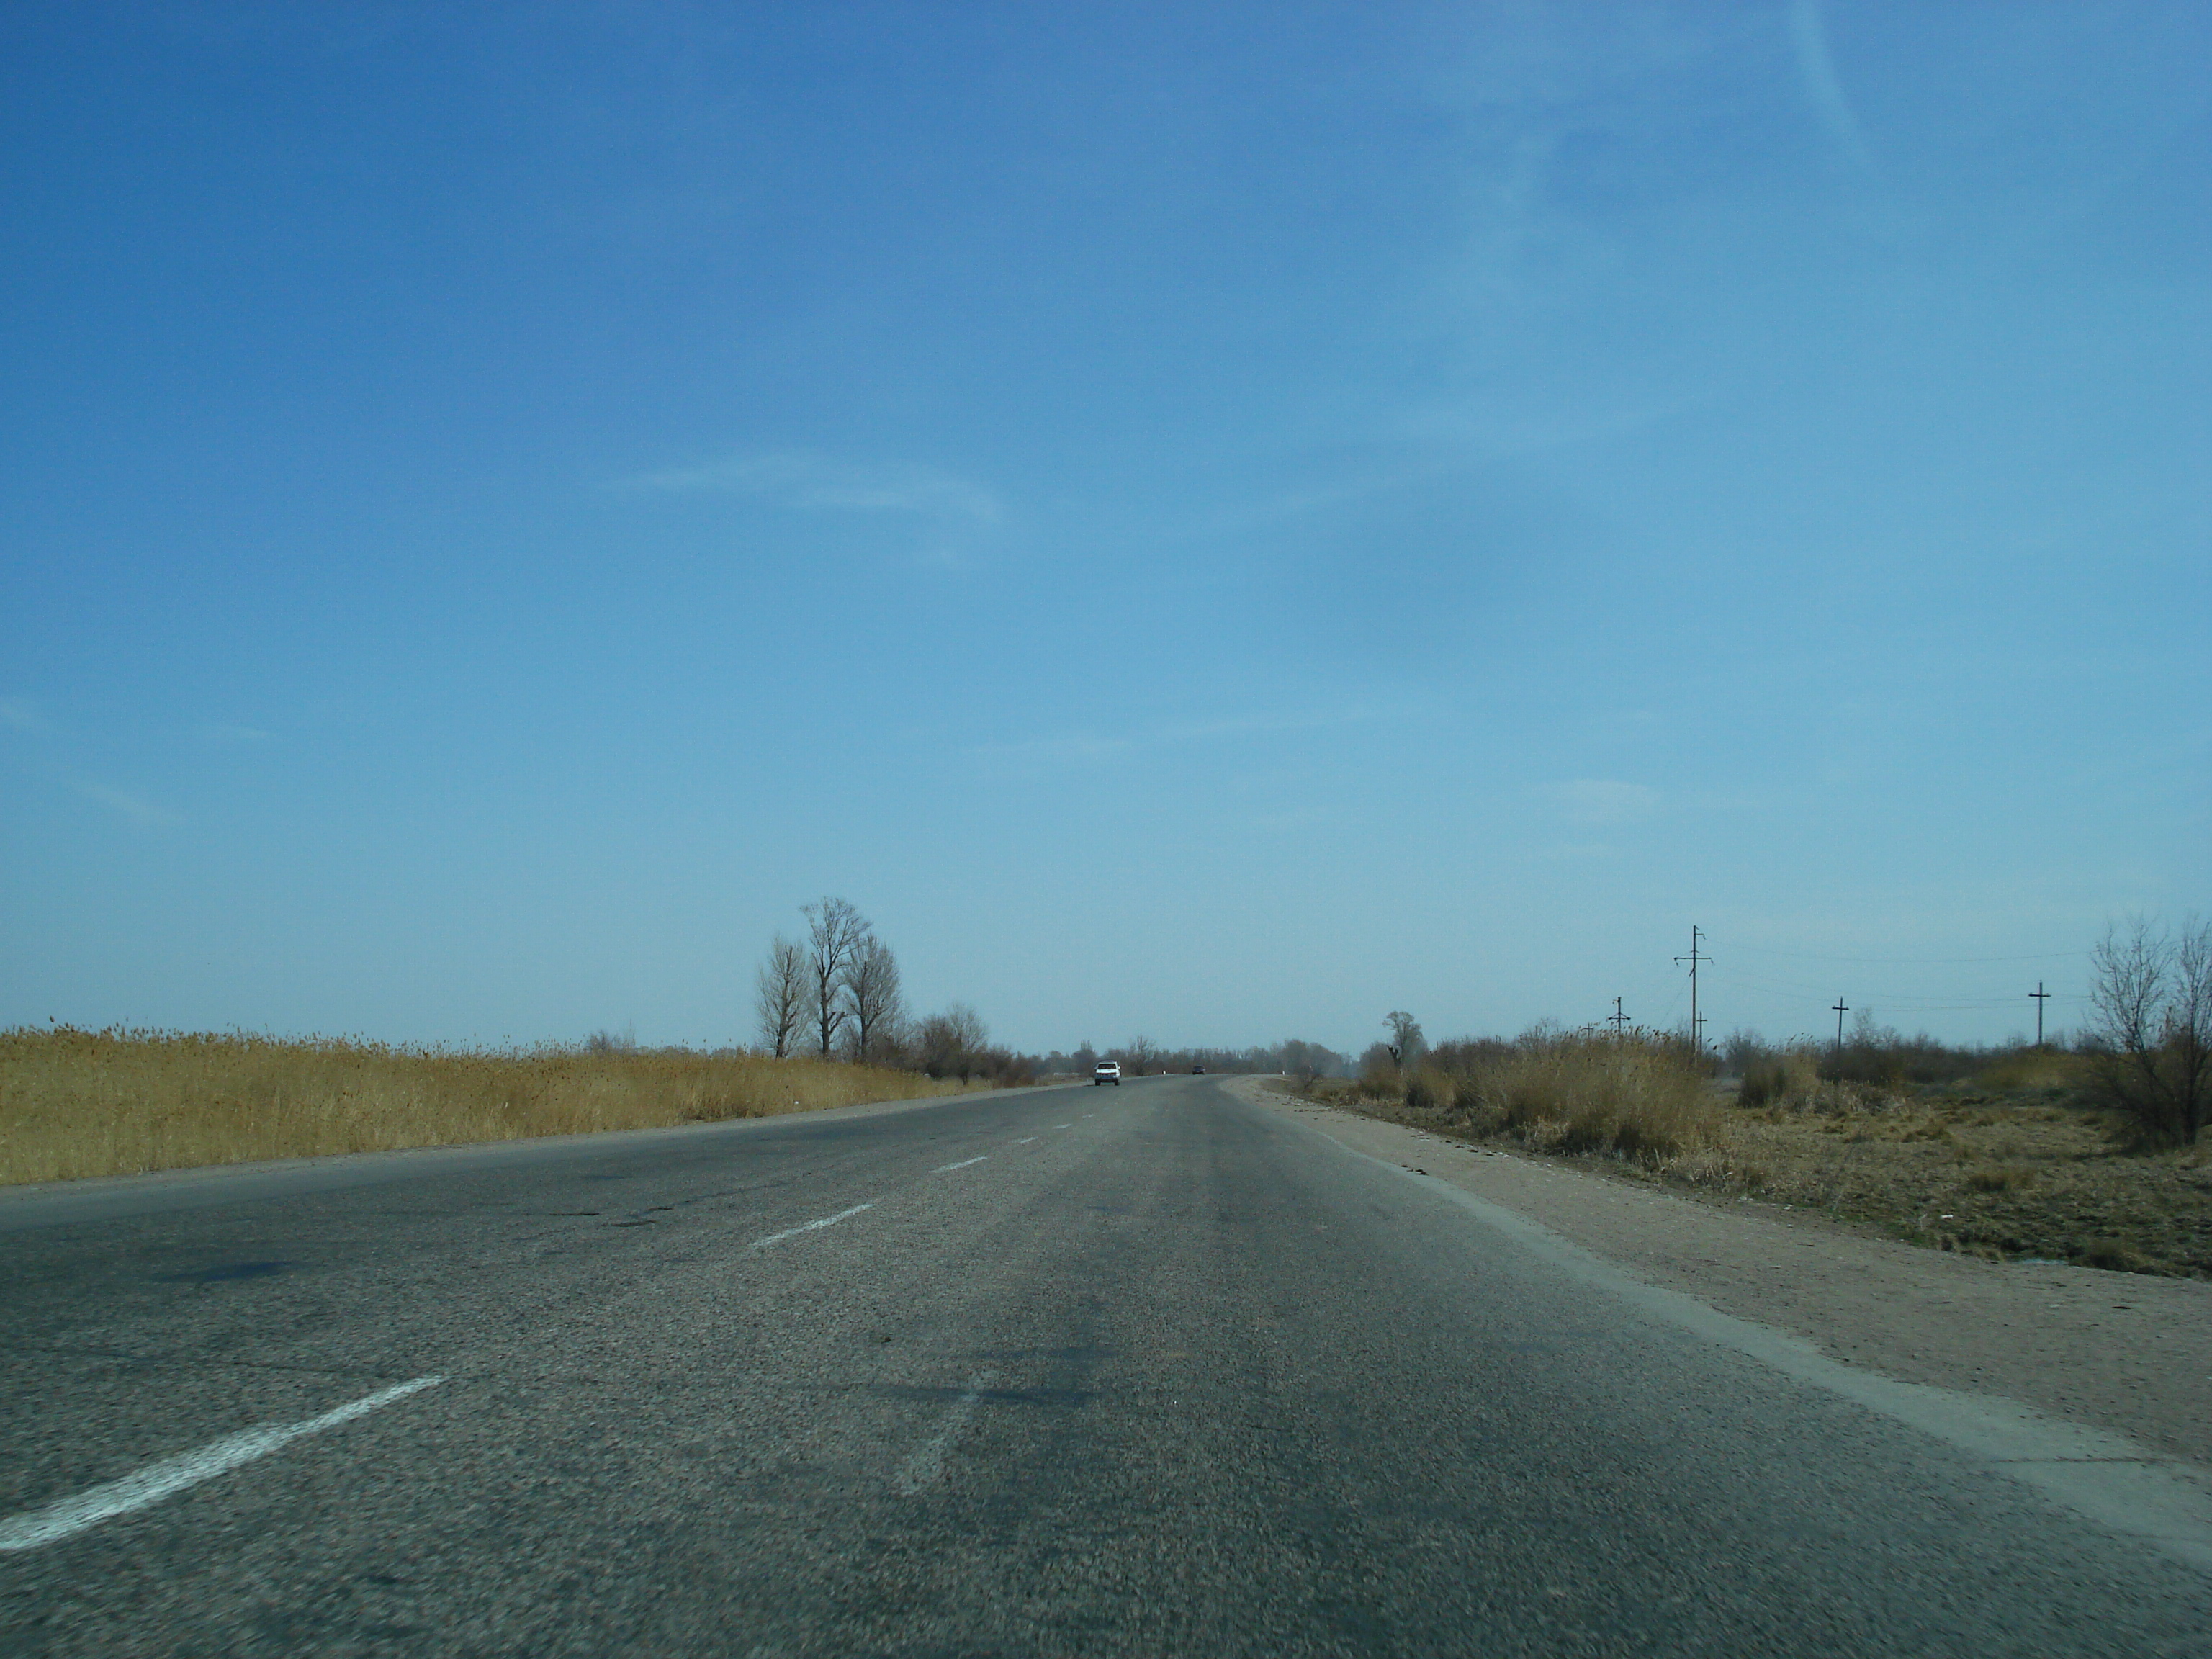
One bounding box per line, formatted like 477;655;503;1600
0;1375;449;1553
933;1156;987;1172
750;1201;874;1249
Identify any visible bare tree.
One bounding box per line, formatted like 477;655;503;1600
1280;1038;1328;1092
1384;1011;1424;1067
802;896;870;1058
843;932;904;1064
1122;1035;1159;1074
917;1002;990;1079
2089;915;2212;1145
755;934;809;1058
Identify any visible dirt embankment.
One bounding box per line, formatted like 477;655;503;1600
1232;1079;2212;1473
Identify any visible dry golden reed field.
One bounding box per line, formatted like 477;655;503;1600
1328;1035;2212;1277
0;1026;976;1187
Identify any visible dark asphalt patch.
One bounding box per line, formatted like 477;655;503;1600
168;1260;289;1284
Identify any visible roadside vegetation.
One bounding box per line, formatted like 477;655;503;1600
4;888;1064;1187
753;896;1351;1086
755;896;1035;1084
1307;918;2212;1277
1324;1023;1721;1163
0;1026;978;1187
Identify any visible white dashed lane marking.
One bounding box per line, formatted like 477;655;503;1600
750;1202;873;1249
0;1376;449;1553
933;1156;987;1173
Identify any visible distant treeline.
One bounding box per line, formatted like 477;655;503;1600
1028;1039;1350;1079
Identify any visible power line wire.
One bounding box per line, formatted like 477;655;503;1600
1720;940;2087;967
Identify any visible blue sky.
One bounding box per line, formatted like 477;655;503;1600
3;1;2206;1055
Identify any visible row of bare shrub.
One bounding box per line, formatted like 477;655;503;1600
0;1025;979;1186
1724;1025;2095;1099
1736;1043;2095;1116
1356;1025;1719;1163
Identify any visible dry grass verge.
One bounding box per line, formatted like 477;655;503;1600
0;1026;979;1187
1666;1090;2212;1276
1353;1030;1719;1164
1318;1047;2212;1277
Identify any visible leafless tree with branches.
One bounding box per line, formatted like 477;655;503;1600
2089;914;2212;1145
1384;1011;1424;1066
1280;1038;1330;1092
917;1002;989;1079
802;896;870;1058
1120;1035;1159;1074
843;932;904;1064
755;933;809;1058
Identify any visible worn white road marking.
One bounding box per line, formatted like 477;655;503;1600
0;1375;448;1553
934;1156;987;1173
1055;1123;1071;1129
750;1202;873;1248
1014;1137;1037;1144
894;1372;994;1496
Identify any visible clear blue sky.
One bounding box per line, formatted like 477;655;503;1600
4;2;2206;1055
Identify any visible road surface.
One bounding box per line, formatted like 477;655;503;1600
2;1075;2206;1655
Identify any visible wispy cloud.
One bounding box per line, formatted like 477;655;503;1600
971;703;1407;775
76;781;179;826
1159;703;1406;744
634;449;1004;525
1789;0;1876;176
967;734;1133;770
1537;842;1625;862
1540;779;1660;827
1252;805;1331;832
0;697;50;734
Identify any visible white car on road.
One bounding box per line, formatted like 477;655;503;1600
1093;1061;1121;1086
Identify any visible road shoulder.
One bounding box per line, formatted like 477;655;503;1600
1228;1077;2212;1472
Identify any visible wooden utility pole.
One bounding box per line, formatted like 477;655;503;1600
1610;997;1629;1035
1833;997;1849;1057
1675;926;1710;1056
2031;981;2051;1049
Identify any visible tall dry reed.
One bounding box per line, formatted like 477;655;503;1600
0;1026;976;1186
1403;1028;1719;1162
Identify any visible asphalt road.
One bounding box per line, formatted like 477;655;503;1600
2;1075;2206;1656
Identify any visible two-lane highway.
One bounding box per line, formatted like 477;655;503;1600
2;1076;2206;1655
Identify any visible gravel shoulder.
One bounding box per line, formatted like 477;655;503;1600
1228;1078;2212;1471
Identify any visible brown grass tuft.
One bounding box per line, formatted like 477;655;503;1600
1402;1066;1455;1115
0;1026;978;1187
1738;1050;1820;1110
1424;1030;1717;1163
1974;1049;2090;1094
2077;1236;2154;1274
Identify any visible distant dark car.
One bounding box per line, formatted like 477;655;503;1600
1191;1065;1205;1074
